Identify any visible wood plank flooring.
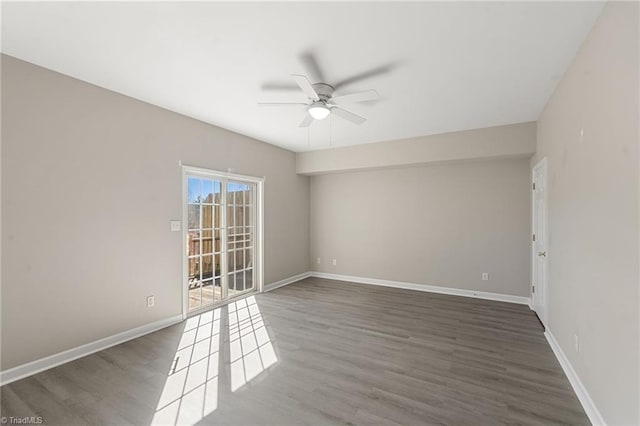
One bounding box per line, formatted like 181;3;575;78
0;277;589;425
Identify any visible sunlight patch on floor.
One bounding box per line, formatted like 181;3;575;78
152;309;221;426
228;296;278;392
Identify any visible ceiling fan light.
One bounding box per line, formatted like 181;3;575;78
308;103;330;120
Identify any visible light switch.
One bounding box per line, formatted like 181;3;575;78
170;220;181;232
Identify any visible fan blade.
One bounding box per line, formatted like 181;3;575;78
258;102;307;106
333;62;397;90
291;74;319;101
261;82;300;91
300;51;326;83
331;107;366;125
331;89;379;104
299;114;313;128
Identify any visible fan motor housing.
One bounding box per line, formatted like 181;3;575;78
311;83;334;102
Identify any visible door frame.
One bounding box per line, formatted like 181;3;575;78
181;165;265;319
531;157;548;326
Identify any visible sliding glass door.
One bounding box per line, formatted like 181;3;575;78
184;170;261;314
227;181;255;298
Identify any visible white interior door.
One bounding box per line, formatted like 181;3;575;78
532;158;548;325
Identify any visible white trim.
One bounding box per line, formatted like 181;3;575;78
182;165;265;185
264;272;312;292
181;167;189;320
545;331;606;426
311;272;530;305
257;179;265;293
0;315;183;386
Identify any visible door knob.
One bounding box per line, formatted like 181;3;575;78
538;251;547;257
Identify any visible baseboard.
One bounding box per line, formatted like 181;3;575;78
310;272;531;306
0;314;183;386
545;330;605;426
264;271;312;292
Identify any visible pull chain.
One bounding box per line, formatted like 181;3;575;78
330;113;333;147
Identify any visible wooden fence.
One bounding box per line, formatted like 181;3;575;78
187;190;253;284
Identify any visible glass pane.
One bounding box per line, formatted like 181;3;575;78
236;249;244;271
187;231;200;256
189;255;202;311
227;205;234;227
213;205;222;228
245;206;252;227
214;182;222;204
188;177;201;204
202;205;213;228
188;204;200;230
245;269;254;290
201;230;213;255
214;253;222;278
236;206;244;227
201;279;214;306
228;251;236;273
235;272;245;292
214;277;222;300
202;180;214;204
245;249;253;269
188;256;200;283
189;285;202;311
214;229;221;253
245;186;254;205
202;255;214;280
227;182;236;202
228;271;236;291
192;237;201;256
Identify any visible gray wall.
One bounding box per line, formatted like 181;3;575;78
532;1;639;423
310;158;531;297
1;55;310;370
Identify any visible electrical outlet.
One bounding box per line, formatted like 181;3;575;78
316;257;321;265
146;295;155;308
482;273;489;281
170;220;181;232
574;334;579;353
332;259;337;266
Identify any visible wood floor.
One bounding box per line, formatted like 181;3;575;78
187;280;252;311
0;277;589;425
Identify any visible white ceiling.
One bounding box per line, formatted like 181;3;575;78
2;1;603;152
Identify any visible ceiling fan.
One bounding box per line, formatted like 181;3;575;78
259;74;379;127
